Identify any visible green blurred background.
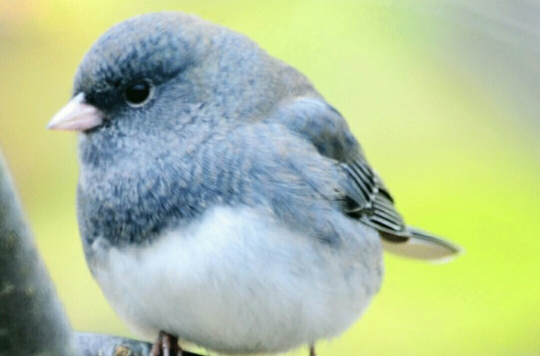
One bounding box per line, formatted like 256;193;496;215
1;1;539;355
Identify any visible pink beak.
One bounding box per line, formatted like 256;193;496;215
47;93;103;131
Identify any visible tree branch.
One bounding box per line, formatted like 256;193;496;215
0;151;75;355
74;333;200;356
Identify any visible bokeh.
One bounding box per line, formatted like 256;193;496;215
1;1;539;355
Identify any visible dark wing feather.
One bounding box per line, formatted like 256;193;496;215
268;97;460;260
341;160;409;242
268;97;409;241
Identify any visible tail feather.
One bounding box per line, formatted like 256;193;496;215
381;227;462;262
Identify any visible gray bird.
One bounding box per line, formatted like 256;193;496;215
48;12;460;356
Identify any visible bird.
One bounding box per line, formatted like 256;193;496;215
47;12;460;356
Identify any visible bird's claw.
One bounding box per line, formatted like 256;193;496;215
150;331;182;356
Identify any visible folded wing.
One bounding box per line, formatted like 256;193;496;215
269;97;461;261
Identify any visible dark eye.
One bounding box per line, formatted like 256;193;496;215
124;81;153;107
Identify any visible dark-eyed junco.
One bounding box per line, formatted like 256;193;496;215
48;12;460;356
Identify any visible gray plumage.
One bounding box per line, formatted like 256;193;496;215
49;12;460;355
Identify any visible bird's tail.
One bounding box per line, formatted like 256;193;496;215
381;227;462;262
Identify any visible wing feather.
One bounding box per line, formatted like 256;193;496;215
268;97;460;260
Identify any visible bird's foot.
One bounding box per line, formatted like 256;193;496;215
309;344;316;356
150;331;182;356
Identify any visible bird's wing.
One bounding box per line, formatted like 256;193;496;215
268;97;460;260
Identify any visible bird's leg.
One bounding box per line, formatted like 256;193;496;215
309;344;316;356
149;333;162;356
162;332;181;356
150;331;182;356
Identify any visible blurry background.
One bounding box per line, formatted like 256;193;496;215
1;1;539;355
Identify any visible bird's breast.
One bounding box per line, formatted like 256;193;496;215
85;205;383;354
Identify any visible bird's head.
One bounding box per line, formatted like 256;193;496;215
48;12;311;139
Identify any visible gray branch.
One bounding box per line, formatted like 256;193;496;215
74;333;201;356
0;151;75;356
0;151;203;356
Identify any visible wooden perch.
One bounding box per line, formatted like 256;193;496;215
0;152;75;355
0;151;203;356
74;333;201;356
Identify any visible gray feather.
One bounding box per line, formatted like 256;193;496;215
72;12;459;260
382;227;462;261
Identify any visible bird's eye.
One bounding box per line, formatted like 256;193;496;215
124;81;153;107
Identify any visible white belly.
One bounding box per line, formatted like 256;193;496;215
86;206;383;354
